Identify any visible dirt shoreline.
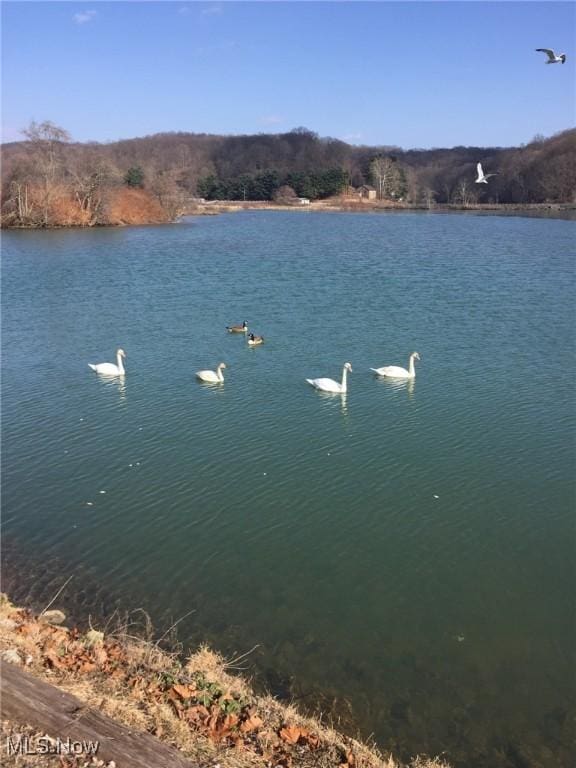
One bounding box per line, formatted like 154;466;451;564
182;200;576;219
2;200;575;229
0;593;450;768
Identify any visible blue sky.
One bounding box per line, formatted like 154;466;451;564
1;1;574;148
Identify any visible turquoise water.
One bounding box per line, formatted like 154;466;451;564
2;212;575;767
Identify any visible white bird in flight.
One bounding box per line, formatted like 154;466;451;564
475;163;497;184
536;48;566;64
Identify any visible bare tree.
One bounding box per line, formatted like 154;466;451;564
69;152;120;224
423;188;436;209
455;180;475;207
149;169;186;219
369;155;394;199
22;120;71;226
273;185;297;203
2;124;576;227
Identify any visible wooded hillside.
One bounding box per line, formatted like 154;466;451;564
1;122;574;227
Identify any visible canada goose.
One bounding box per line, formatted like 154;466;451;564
371;352;420;380
196;362;227;384
88;348;126;376
306;363;352;394
247;333;264;346
226;321;248;333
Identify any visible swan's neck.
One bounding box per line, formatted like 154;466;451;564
217;366;224;382
116;352;125;375
341;366;348;393
408;355;415;377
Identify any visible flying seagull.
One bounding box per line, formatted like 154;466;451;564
475;163;497;184
536;48;566;64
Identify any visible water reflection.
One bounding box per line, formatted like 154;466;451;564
95;373;127;402
315;389;349;417
374;376;415;398
196;380;227;396
4;212;573;768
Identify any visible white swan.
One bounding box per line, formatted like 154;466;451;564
196;362;226;384
475;163;497;184
306;362;352;394
88;348;126;376
371;352;420;379
536;48;566;64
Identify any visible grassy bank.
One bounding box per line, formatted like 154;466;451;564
0;595;450;768
183;199;576;218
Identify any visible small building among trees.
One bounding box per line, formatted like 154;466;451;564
358;185;377;200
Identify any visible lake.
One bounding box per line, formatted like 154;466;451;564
2;211;574;768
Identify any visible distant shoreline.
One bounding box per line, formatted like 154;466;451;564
3;200;575;230
185;199;576;220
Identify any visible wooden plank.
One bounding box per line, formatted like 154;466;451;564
0;661;198;767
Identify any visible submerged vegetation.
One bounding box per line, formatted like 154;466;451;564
0;594;451;768
1;122;574;227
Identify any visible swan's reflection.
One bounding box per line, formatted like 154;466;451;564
375;376;415;398
96;373;127;402
316;389;349;417
197;381;227;396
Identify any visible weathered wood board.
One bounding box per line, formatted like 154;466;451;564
0;661;198;767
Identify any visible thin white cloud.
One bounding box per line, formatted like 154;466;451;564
201;6;223;16
178;6;190;15
73;10;96;25
260;115;284;125
343;132;363;142
193;40;237;57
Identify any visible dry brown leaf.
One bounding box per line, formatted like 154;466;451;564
44;650;66;670
185;704;210;724
93;645;108;666
222;713;239;730
109;668;125;679
280;724;301;744
167;691;184;708
240;714;264;733
106;644;124;659
171;683;194;700
207;709;220;733
17;623;36;636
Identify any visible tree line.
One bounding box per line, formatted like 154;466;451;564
197;168;350;201
1;122;574;227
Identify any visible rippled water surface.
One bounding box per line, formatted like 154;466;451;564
2;212;575;767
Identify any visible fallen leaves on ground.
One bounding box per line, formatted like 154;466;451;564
1;606;335;766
